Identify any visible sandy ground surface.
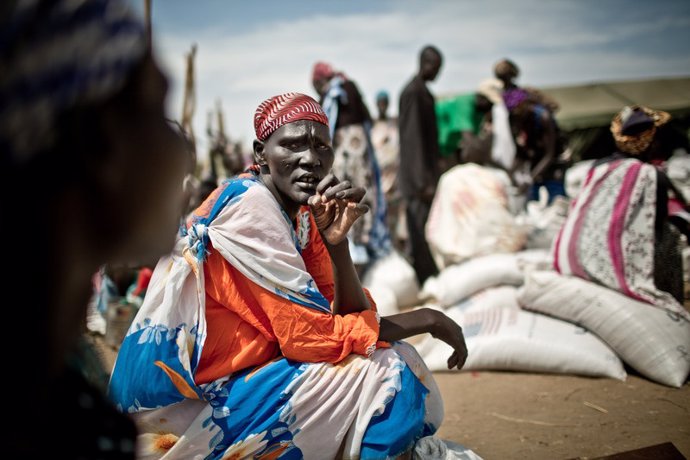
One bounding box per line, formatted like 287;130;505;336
95;336;689;459
433;371;690;459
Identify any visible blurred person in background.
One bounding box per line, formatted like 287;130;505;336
398;45;443;284
494;58;567;203
370;90;405;249
1;0;188;456
312;61;391;272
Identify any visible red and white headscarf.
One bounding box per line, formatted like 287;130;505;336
254;93;330;141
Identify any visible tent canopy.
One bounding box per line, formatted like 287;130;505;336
542;76;690;131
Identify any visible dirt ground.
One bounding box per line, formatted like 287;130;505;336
433;371;690;459
95;335;689;459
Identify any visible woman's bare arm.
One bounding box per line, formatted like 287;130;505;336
324;238;371;315
309;174;371;315
379;308;468;370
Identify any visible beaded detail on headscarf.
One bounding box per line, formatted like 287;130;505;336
610;105;671;156
0;0;147;164
253;92;330;142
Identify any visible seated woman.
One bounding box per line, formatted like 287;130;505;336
553;106;689;320
109;93;468;459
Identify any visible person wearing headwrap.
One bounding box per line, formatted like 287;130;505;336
1;0;189;457
554;106;690;320
311;61;390;271
110;92;470;460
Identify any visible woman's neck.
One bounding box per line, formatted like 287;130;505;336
259;173;301;220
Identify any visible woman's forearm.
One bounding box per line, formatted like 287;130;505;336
378;308;440;342
379;309;468;370
325;239;370;315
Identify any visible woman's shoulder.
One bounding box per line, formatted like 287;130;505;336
189;172;269;224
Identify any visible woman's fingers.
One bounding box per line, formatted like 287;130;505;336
334;186;366;203
316;173;339;195
316;175;366;204
308;195;335;230
307;194;322;207
452;341;468;370
346;201;369;216
447;347;467;370
322;180;352;201
447;351;459;370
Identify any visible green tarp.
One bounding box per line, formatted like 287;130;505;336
435;93;483;157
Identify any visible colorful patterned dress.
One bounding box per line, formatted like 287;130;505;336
109;172;442;459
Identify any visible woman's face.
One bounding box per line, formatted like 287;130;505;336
313;78;330;98
255;120;334;209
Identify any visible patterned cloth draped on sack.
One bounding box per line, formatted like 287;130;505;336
553;158;689;322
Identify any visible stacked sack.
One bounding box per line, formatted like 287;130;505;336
416;251;627;380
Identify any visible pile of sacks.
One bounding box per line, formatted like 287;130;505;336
415;250;690;387
367;161;690;387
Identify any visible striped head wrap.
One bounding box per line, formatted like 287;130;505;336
611;105;670;156
0;0;147;164
253;93;330;142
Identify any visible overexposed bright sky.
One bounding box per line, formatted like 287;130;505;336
129;0;690;154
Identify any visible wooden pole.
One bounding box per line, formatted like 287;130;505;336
144;0;152;46
216;99;225;141
181;44;197;149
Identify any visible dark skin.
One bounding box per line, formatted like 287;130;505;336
253;120;468;369
529;109;557;183
377;97;389;121
4;51;188;396
494;59;559;186
52;54;189;372
419;47;443;82
313;76;331;98
417;46;443;201
509;104;558;190
494;59;519;90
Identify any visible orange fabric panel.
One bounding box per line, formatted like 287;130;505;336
195;224;381;384
301;209;378;314
300;209;335;302
195;253;280;385
267;300;380;363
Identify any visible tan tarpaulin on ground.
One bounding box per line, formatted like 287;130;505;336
541;76;690;130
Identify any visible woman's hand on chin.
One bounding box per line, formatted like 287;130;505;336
308;173;368;245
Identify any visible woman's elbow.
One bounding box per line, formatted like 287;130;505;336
279;340;346;364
